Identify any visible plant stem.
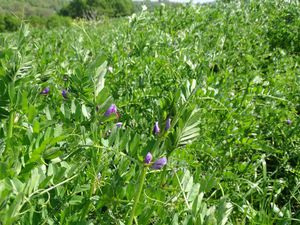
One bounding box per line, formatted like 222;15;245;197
128;166;147;225
5;110;15;154
7;110;15;139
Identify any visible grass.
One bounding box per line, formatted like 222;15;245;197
1;0;300;224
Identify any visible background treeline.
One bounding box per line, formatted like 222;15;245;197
0;0;70;32
0;0;70;17
0;0;138;32
59;0;134;19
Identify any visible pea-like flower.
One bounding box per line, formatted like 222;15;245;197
116;122;123;128
151;157;167;170
62;89;68;99
41;87;50;95
286;119;292;125
144;152;152;164
153;121;160;135
165;118;171;131
104;104;117;117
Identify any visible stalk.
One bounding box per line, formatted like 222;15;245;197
6;81;15;147
7;110;15;139
128;166;147;225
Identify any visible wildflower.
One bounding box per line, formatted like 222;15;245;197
144;152;152;164
104;104;117;117
62;89;68;99
41;87;50;95
116;122;123;128
165;118;171;131
153;121;160;135
286;119;292;125
151;157;167;170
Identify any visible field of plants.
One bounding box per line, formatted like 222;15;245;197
1;0;300;224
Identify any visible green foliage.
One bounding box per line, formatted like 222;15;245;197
0;0;70;17
59;0;134;18
46;15;72;28
1;0;300;224
0;15;5;32
27;16;47;27
3;15;21;31
266;2;300;54
0;15;21;32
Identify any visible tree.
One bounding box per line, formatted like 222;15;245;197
59;0;134;18
59;0;88;18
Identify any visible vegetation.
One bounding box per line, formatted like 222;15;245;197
59;0;134;19
0;0;135;32
1;0;300;224
0;0;69;17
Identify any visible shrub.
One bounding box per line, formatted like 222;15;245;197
4;15;21;32
267;4;300;54
0;15;5;32
46;15;72;29
59;0;134;19
28;15;47;27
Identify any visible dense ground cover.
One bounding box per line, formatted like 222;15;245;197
1;1;300;224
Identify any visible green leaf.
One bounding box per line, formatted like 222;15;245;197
187;183;200;202
95;61;107;98
81;104;90;119
176;108;201;147
69;195;84;205
172;213;179;225
33;119;40;134
0;107;9;119
192;192;204;216
28;135;68;163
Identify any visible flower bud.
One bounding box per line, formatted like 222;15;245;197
62;89;68;99
144;152;152;164
116;122;123;128
153;121;160;135
165;118;171;131
104;104;117;117
151;157;167;170
41;87;50;95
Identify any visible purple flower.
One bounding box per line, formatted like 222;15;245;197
116;122;123;128
151;157;167;170
41;87;50;95
165;118;171;131
104;104;117;117
153;121;160;135
62;89;68;99
286;119;292;125
144;152;152;164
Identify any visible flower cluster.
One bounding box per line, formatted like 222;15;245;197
62;89;68;99
153;118;171;135
40;87;50;95
40;87;69;99
104;104;117;117
144;152;167;170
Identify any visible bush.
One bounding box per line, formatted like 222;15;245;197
0;15;5;32
3;15;21;32
267;5;300;54
46;15;72;29
59;0;134;19
28;16;47;27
